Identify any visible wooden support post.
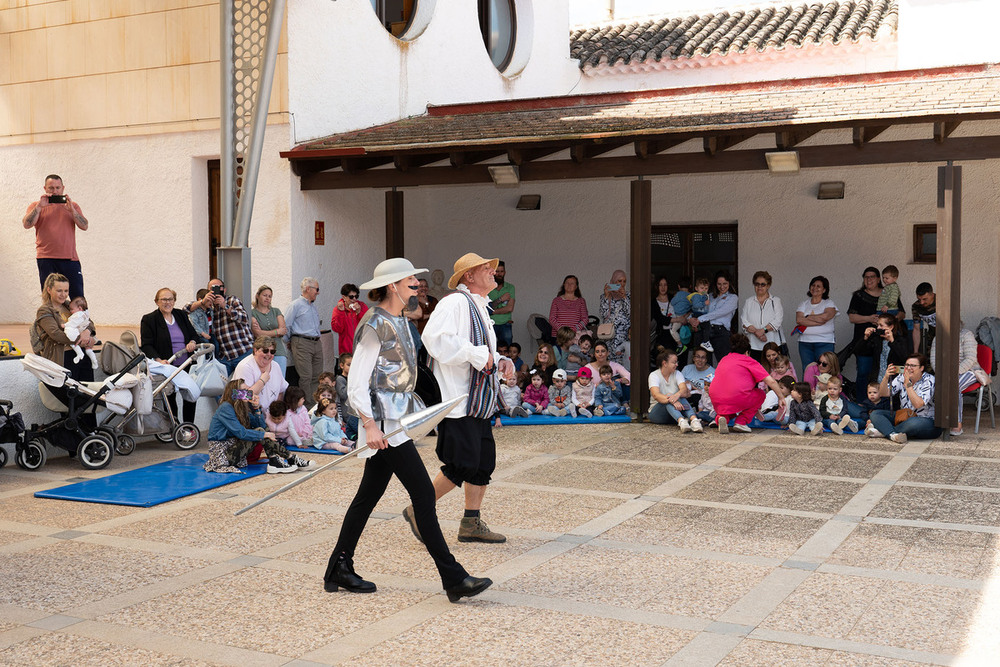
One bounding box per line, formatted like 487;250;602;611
935;164;961;433
630;178;652;419
385;188;404;258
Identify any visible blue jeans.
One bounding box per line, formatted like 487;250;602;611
600;404;627;415
794;419;817;431
521;401;543;415
855;354;874;398
493;322;513;346
798;341;835;371
273;355;288;376
649;399;694;424
221;350;251;377
869;409;942;440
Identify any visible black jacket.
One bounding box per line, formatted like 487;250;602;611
856;328;912;366
140;308;199;361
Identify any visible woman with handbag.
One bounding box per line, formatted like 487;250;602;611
141;287;200;424
740;271;784;363
866;353;941;443
599;269;631;366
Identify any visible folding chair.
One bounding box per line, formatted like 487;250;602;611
962;344;996;433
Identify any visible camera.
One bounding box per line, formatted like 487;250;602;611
211;285;224;296
233;389;253;401
47;194;67;204
879;329;888;338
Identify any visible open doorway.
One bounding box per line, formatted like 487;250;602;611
651;223;738;290
207;160;221;279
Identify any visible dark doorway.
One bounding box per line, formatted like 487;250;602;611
208;160;221;280
650;223;738;291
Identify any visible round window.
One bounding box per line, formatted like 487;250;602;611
479;0;516;71
370;0;417;38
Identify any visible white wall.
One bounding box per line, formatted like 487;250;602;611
0;126;294;327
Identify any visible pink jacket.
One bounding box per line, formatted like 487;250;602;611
522;384;549;409
287;406;313;440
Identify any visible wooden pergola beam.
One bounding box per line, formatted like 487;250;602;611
704;133;756;156
934;121;961;144
634;136;691;158
507;146;565;165
571;141;628;163
776;129;819;150
449;150;507;168
853;125;890;147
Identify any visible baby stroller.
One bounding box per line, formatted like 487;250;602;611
98;337;214;455
18;353;141;470
0;399;27;468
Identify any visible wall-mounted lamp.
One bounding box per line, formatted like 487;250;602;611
817;181;845;200
516;194;541;210
488;165;520;188
765;151;800;175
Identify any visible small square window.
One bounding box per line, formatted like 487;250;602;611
913;223;936;264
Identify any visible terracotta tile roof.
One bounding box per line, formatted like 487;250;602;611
284;66;1000;157
570;1;898;70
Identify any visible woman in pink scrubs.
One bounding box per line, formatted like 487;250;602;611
709;332;782;433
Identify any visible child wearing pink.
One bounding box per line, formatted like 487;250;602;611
287;403;313;447
708;353;770;426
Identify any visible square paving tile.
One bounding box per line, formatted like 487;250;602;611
1;632;222;667
497;424;627;454
719;639;926;666
925;437;1000;459
602;503;826;558
760;572;980;654
0;541;211;613
499;544;772;619
727;447;889;478
768;433;902;452
869;486;1000;526
828;523;999;579
0;494;143;530
99;566;429;655
673;470;863;514
0;528;36;546
576;436;733;464
341;604;695;666
507;458;686;494
901;458;1000;488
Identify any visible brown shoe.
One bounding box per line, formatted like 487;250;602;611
458;516;506;543
402;505;423;544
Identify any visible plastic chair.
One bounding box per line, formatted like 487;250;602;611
962;345;996;433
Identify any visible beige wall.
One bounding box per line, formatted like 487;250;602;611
0;0;288;145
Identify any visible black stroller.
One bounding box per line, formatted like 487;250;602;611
0;399;26;468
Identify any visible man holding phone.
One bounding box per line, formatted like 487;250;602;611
22;174;89;298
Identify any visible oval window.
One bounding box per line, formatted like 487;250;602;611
370;0;417;38
479;0;516;71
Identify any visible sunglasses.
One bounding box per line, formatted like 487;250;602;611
347;293;359;299
259;348;276;355
818;361;829;367
754;282;768;287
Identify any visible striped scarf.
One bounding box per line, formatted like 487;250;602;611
455;289;498;419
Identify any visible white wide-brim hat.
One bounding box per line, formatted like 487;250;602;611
359;257;428;290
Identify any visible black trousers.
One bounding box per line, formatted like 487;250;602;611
166;391;197;423
328;439;468;588
709;325;732;364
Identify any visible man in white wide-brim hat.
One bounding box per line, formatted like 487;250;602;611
324;257;492;603
408;253;515;545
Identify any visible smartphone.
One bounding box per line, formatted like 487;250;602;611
47;194;67;204
211;285;224;296
233;389;253;401
607;283;620;290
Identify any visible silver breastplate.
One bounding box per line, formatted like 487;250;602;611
350;307;421;420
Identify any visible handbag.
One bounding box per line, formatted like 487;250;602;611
189;352;229;397
894;408;915;425
597;322;614;339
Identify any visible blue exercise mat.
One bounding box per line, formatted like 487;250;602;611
34;453;267;507
499;414;631;425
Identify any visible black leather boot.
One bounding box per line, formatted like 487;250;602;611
324;552;376;593
445;576;493;602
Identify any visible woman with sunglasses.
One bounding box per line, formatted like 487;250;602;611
803;351;843;393
141;287;201;424
250;285;288;376
331;282;368;356
867;353;941;443
233;336;289;414
740;271;784;363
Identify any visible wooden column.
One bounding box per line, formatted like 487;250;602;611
935;164;961;433
385;188;404;258
630;178;652;419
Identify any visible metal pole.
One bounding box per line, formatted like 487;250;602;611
220;0;235;248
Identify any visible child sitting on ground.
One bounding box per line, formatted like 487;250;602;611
857;381;891;433
877;265;901;315
768;354;798;383
310;386;336;424
689;277;713;352
521;369;549;415
313;397;353;453
819;376;859;434
788;382;823;436
284;386;313;447
266;399;303;448
64;296;99;369
813;372;832;405
334;353;357;440
594;364;626;415
760;376;794;425
547;369;575;417
695;376;717;426
572;366;597;418
499;374;529;418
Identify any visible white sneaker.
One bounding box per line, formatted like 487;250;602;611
811;422;824;436
889;432;908;444
733;423;752;433
950;427;964;436
830;422;843;435
701;342;714;353
690;418;704;433
678;418;691;433
717;416;729;434
788;424;804;435
266;457;296;474
841;415;859;433
865;425;882;438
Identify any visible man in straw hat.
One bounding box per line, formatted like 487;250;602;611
324;257;492;602
409;252;514;544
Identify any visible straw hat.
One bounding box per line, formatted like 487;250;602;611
448;252;499;290
359;258;428;290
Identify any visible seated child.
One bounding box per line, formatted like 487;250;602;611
877;265;901;315
521;369;549;415
547;369;575;417
266;399;302;448
189;288;212;342
566;335;594;377
509;342;525;373
309;386;336;424
695;378;717;426
335;353;357;440
554;327;575;370
768;354;798;383
788;382;823;436
313;397;353;453
813;372;832;405
669;277;693;353
593;364;626;415
572;366;597;418
284;385;313;447
857;381;891;432
689;277;713;352
819;376;859;434
64;296;99;369
760;375;794;424
499;374;529;418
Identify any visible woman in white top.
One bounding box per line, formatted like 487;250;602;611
740;270;784;362
795;275;838;372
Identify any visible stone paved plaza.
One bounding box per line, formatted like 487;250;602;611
2;420;999;666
